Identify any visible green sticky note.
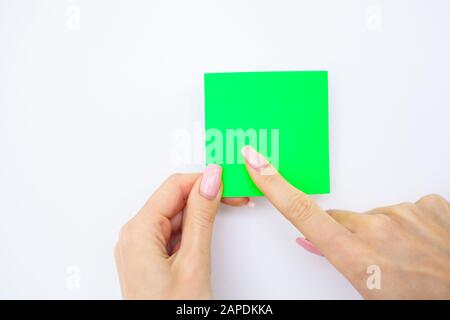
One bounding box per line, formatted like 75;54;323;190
204;71;329;197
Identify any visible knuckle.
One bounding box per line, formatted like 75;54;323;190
367;214;393;232
286;193;314;224
117;219;142;249
417;193;446;205
117;223;134;248
389;202;416;218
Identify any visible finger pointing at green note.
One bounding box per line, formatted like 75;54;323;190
241;145;450;299
241;145;358;269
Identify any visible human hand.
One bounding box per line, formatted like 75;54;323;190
242;145;450;299
114;165;248;299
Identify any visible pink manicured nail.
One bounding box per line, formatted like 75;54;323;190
199;164;222;199
296;237;324;256
241;146;269;170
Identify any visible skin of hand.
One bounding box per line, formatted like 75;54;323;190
114;165;248;299
241;145;450;299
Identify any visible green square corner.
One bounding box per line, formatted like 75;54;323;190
204;71;330;197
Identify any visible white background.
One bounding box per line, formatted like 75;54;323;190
0;0;449;299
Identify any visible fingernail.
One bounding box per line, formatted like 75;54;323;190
241;146;269;170
199;164;222;199
296;237;324;257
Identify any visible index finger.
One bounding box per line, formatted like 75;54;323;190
241;146;355;259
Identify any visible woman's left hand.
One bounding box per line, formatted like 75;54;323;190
114;165;247;299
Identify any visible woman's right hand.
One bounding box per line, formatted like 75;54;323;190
241;146;450;299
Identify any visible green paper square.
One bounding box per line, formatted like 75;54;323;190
204;71;330;197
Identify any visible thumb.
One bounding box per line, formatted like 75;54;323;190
179;164;222;258
241;146;354;259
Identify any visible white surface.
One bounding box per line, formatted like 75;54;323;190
0;0;449;299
